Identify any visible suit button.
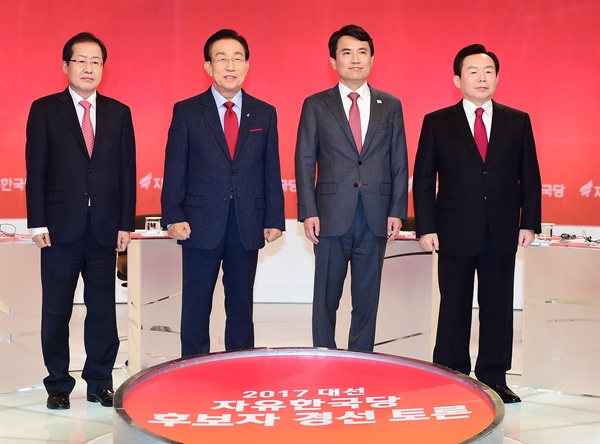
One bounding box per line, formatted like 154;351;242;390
88;169;92;174
354;183;359;188
358;161;363;166
83;191;89;197
483;171;488;175
483;196;487;201
231;171;237;176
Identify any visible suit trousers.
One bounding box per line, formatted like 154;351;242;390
180;201;258;357
434;227;516;386
40;212;119;394
312;194;387;352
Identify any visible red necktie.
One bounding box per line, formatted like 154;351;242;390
474;107;488;161
80;100;94;157
348;92;362;154
224;101;238;160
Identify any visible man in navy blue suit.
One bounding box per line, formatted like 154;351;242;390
161;29;285;357
26;32;136;409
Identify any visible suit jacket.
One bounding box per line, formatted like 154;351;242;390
26;88;136;246
295;85;408;237
160;88;285;251
413;100;542;256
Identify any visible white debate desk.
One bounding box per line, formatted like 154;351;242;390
521;242;600;396
0;236;127;393
125;235;434;374
2;234;598;396
0;239;47;392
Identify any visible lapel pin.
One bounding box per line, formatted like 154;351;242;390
247;113;250;117
377;100;382;104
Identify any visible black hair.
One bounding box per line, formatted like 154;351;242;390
62;32;107;64
453;43;499;76
203;29;250;62
328;24;374;59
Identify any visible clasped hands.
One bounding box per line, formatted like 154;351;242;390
168;222;282;243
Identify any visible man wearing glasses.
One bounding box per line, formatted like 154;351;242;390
26;32;136;410
161;29;285;357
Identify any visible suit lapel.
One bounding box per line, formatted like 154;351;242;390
362;87;384;154
237;90;256;159
325;86;358;153
486;101;507;164
57;89;88;157
199;90;231;160
94;93;109;157
448;101;484;164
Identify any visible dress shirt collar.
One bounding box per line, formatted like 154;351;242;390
338;81;370;102
461;98;493;118
211;86;243;110
68;87;97;108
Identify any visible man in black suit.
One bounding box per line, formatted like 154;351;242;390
295;25;408;352
26;32;136;409
161;29;285;358
413;44;541;403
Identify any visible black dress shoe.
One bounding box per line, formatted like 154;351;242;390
491;384;521;404
87;388;114;407
47;392;70;410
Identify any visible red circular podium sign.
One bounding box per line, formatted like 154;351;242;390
114;348;504;443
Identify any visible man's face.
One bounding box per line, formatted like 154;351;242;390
204;38;249;100
62;41;103;99
453;53;498;106
330;35;373;90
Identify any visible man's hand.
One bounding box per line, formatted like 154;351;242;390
33;232;51;248
264;228;282;243
418;233;439;252
168;222;191;240
386;217;402;243
518;229;535;248
116;231;131;252
303;217;320;244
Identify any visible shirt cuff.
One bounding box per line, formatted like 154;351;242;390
30;227;49;237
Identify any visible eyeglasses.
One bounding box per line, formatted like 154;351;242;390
211;57;246;67
69;59;103;69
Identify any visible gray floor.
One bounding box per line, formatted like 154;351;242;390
0;303;599;443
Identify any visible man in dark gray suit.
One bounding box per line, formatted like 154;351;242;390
161;29;285;357
295;24;408;352
413;44;541;403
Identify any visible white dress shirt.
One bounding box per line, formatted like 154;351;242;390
462;98;493;141
338;82;371;146
211;86;242;129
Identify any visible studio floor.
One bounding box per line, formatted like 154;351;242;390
0;303;598;443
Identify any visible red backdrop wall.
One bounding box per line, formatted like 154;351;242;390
1;0;598;225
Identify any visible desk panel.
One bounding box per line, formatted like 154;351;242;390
337;240;434;361
126;237;435;374
522;245;600;396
